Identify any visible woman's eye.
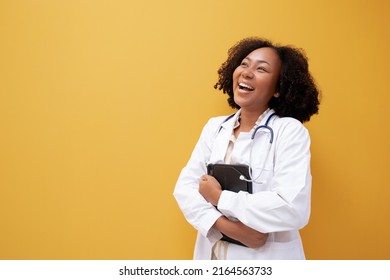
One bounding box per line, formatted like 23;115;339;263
240;62;249;67
257;67;267;72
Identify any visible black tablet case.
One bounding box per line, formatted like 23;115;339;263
207;163;252;193
207;163;252;246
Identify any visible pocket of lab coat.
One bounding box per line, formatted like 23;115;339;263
251;166;273;192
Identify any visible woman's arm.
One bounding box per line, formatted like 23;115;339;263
199;174;268;248
213;216;268;248
173;117;225;242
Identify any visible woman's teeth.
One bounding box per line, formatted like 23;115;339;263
239;83;254;91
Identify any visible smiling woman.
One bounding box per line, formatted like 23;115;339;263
232;48;281;116
173;37;320;260
215;37;319;123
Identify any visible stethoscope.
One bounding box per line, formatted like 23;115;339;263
219;112;275;184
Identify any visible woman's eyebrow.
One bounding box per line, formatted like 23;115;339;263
244;56;271;66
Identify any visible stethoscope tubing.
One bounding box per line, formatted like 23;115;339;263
218;112;276;184
251;113;275;142
247;113;276;184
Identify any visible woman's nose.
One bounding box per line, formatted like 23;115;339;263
242;69;254;79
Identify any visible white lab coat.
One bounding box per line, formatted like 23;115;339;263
173;109;312;259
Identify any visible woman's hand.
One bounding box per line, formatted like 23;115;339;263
214;216;268;248
199;175;222;206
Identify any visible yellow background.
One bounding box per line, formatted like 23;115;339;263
1;0;389;259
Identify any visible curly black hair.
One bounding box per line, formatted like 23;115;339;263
214;37;320;123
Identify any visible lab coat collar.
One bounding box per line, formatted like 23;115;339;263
219;108;276;133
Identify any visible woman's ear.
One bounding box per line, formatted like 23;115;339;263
274;92;280;98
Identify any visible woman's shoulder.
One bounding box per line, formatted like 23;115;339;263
205;113;236;128
272;115;309;135
273;115;304;126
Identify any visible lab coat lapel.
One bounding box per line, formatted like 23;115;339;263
209;111;240;163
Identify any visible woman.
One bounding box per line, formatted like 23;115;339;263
173;37;320;259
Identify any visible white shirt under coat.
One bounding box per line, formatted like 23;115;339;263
173;109;312;259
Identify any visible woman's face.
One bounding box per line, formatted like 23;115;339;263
232;47;281;113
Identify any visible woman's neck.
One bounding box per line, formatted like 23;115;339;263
234;109;265;136
239;109;265;128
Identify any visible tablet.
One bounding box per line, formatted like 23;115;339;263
207;163;252;246
207;163;252;194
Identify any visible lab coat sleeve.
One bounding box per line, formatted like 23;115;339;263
173;117;224;243
217;118;312;233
